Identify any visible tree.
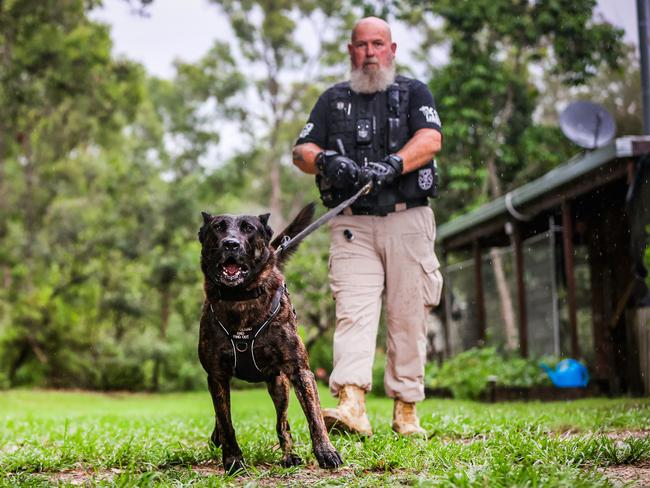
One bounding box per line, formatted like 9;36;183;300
390;0;625;220
395;0;624;352
537;43;643;137
142;48;244;389
207;0;356;226
0;0;146;386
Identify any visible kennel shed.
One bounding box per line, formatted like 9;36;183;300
437;136;650;394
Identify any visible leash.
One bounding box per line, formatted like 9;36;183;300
274;182;372;256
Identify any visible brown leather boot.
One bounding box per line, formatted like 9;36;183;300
321;385;372;436
392;400;426;437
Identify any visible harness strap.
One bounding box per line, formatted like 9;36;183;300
209;283;286;381
212;285;264;301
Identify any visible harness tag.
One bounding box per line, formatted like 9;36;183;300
233;327;252;341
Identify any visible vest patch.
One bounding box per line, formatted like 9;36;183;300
299;122;314;139
418;106;441;126
418;168;434;190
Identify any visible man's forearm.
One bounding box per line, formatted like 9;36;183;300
292;143;324;175
396;128;442;173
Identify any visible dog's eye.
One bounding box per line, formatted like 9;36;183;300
240;222;255;233
214;221;227;232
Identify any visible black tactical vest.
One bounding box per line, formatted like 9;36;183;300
318;76;437;211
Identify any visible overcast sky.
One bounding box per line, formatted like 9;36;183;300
90;0;640;80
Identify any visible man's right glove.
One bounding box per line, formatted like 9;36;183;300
358;154;404;192
316;150;359;189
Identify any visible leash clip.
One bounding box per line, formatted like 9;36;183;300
276;235;291;254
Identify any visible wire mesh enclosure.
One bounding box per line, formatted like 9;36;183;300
443;222;593;360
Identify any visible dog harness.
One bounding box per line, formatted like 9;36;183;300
210;284;286;383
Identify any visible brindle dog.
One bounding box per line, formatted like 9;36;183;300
197;204;342;474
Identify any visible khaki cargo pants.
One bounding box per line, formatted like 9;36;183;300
327;205;443;403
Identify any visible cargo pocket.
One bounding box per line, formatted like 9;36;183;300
328;251;352;297
420;254;443;307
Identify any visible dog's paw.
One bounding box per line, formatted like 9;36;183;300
281;453;303;467
223;456;245;476
314;445;343;469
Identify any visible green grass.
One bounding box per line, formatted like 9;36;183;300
1;387;649;486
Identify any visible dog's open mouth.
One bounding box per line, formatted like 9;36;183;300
220;257;249;282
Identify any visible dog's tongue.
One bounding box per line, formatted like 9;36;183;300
224;263;240;276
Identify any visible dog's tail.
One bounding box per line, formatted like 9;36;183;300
271;202;316;268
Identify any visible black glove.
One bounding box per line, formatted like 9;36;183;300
316;150;359;189
358;154;404;192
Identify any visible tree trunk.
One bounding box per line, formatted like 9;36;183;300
152;286;171;391
269;154;283;228
489;248;518;350
486;151;518;350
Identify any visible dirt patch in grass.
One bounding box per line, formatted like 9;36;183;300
47;467;124;485
555;428;650;440
27;430;650;485
42;463;359;486
598;460;650;487
192;462;358;486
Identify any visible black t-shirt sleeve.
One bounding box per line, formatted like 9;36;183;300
295;91;330;147
408;80;442;135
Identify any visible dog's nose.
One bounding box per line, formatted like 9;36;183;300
223;238;240;251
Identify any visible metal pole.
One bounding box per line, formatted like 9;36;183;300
638;0;650;134
549;216;561;357
512;224;528;358
473;240;487;346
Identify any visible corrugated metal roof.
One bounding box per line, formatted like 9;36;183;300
437;136;650;243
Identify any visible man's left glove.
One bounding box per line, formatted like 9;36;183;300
316;150;360;189
358;154;404;192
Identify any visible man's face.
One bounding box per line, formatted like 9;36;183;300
348;21;396;73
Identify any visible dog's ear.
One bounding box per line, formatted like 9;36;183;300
198;211;212;244
258;213;270;226
258;213;273;241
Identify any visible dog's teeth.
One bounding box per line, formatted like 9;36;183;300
223;264;242;277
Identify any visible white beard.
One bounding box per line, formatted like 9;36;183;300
349;62;396;94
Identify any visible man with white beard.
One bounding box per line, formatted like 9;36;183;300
292;17;443;437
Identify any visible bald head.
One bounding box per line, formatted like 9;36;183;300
351;17;392;43
348;17;396;93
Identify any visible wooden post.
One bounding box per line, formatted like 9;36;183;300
512;223;528;357
587;216;613;387
636;308;650;394
473;240;486;345
562;200;580;358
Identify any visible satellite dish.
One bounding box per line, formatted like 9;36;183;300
559;101;616;149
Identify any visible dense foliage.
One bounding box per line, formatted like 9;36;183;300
425;347;556;400
0;0;640;391
394;0;625;221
